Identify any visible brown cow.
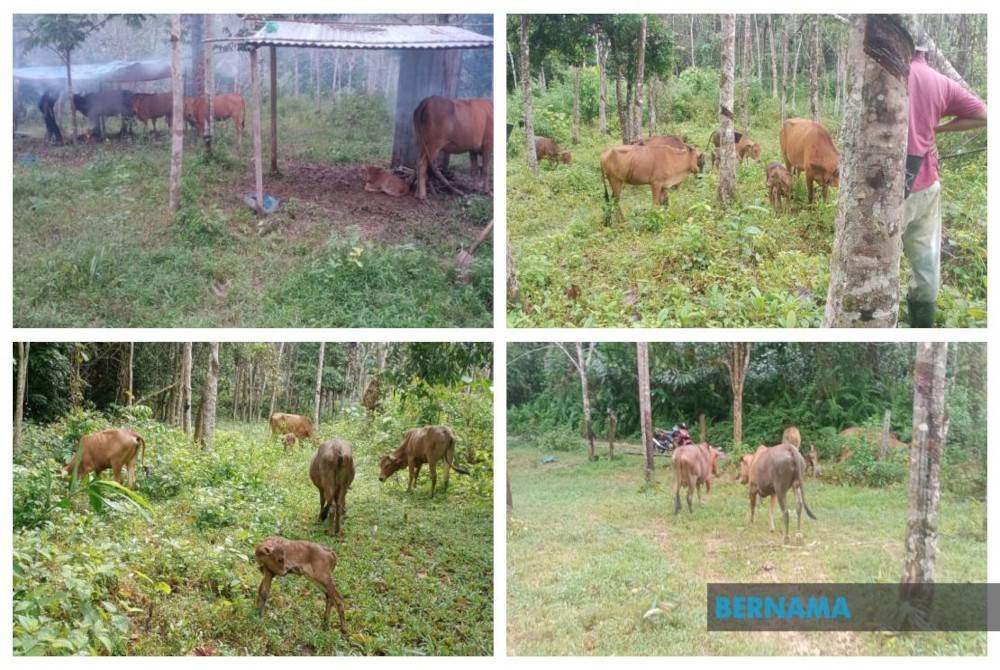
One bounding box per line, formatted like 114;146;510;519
804;445;819;476
363;166;409;197
766;162;792;212
269;413;314;441
413;96;493;200
641;135;706;172
747;443;816;543
282;433;298;450
780;118;840;204
186;93;245;147
63;428;146;489
310;440;355;537
672;442;722;514
130;92;173;134
738;445;770;484
378;425;469;497
600;143;703;223
254;536;347;632
782;426;802;450
535;136;572;164
708;129;760;167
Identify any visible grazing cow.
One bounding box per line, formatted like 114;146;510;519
804;445;819;476
378;425;468;497
738;445;769;484
254;536;347;632
186;93;245;147
780;118;840;204
37;91;63;143
708;129;760;167
600;143;703;223
766;162;792;212
73;90;134;139
747;443;816;543
782;426;802;450
130;92;174;134
413;96;493;200
63;428;146;489
309;440;355;537
269;413;314;441
282;433;298;450
672;442;723;514
363;165;409;197
535;136;572;164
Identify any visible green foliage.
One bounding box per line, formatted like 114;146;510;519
837;437;907;488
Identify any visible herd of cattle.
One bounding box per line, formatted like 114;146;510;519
532;117;840;222
671;425;820;544
61;416;471;631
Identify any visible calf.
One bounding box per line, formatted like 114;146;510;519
254;536;347;632
363;165;409;197
780;118;840;204
310;440;355;537
781;426;801;450
747;443;816;543
282;433;298;450
269;412;314;441
535;136;572;164
804;445;819;477
600;142;703;223
378;425;468;497
672;442;722;514
708;129;760;167
130;92;173;134
63;428;146;489
766;162;792;212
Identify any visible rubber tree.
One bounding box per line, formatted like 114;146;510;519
717;15;737;204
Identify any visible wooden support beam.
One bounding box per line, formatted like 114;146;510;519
250;47;264;218
269;45;279;175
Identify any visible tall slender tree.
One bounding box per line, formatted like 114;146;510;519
809;16;821;120
637;342;654;482
15;343;30;451
314;342;326;428
168;15;184;212
718;15;738;204
740;14;752;131
195;343;220;448
520;16;538;174
631;15;647;142
724;343;751;445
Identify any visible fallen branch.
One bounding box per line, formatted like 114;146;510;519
455;219;494;282
135;381;178;406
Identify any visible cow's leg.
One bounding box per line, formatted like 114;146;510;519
407;462;417;491
321;576;347;633
749;490;757;524
794;484;804;541
652;183;664;206
416;150;430;200
806;173;815;205
429;460;438;497
768;496;776;532
442;455;451;492
687;475;696;513
112;462;124;484
777;490;790;543
673;480;683;515
318;489;327;521
256;571;274;615
821;181;829;203
336;487;347;537
127;457;137;488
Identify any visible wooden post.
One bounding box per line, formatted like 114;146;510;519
607;409;617;460
269;45;279;175
879;409;892;461
699;413;706;443
250;48;264;218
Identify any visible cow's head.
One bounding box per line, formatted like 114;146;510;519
708;446;723;476
560;151;573;165
831;167;840;189
690;148;705;174
378;453;405;482
748;143;761;161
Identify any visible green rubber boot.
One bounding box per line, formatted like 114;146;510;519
907;298;937;328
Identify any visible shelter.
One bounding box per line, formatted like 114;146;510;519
208;18;493;216
13;59;170;88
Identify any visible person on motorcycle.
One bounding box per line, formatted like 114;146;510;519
672;423;692;447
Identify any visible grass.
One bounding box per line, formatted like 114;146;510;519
13;413;493;656
13;92;492;327
507;101;986;328
507;438;986;655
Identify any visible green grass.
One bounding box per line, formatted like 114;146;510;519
507;438;985;655
13;413;493;656
507;106;986;328
13;93;492;327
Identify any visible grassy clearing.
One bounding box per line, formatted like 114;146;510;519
14;411;493;656
507;103;986;328
13;93;492;327
507;438;985;656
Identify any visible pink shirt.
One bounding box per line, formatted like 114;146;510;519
907;54;986;193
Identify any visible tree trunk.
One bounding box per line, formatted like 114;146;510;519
14;342;29;451
196;343;220;448
632;16;648;142
903;342;948;583
879;408;892;461
519;16;538;174
768;15;778;98
571;66;581;144
506;233;521;308
507;478;513;513
188;15;204;97
203;15;214;152
791;30;803;110
699;413;707;443
725;343;751;445
823;15;910;328
615;64;628;143
313;49;320;113
575;343;595;461
250;48;264;216
809;15;821;120
780;16;790;121
268;342;285;418
690;16;697;68
754;14;764;82
168;15;184;212
64;55;78;143
596;36;608;134
127;342;134;406
181;342;193;435
607;409;617;460
314;342;325;429
718;15;737;204
507;41;518;90
637;343;654;482
741;14;752;131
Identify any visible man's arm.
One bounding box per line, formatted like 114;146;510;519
935;108;987;134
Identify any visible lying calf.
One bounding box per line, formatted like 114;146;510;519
254;536;347;632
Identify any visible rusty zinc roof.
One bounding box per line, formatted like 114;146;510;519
233;20;492;50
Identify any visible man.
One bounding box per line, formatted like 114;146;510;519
904;42;986;327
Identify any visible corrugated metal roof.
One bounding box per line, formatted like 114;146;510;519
13;60;170;86
234;20;492;50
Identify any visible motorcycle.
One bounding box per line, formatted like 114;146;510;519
652;425;692;455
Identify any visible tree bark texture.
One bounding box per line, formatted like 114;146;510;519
168;15;184;212
520;16;538;174
718;15;738;204
637;343;654;482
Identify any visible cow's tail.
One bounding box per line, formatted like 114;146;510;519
795;453;817;520
602;166;609;203
445;430;470;475
320;499;333;521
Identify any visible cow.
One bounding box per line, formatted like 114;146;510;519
766;162;792;212
738;445;769;484
269;413;314;441
780;118;840;204
378;425;468;497
804;445;819;476
282;433;298;450
129;92;174;134
63;428;146;489
708;129;760;167
185;93;245;147
254;536;347;632
535;136;572;165
73;90;134;139
600;142;703;223
412;96;493;200
38;91;63;143
671;442;723;514
747;442;816;543
309;440;355;537
640;136;706;172
782;426;801;450
363;165;409;197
